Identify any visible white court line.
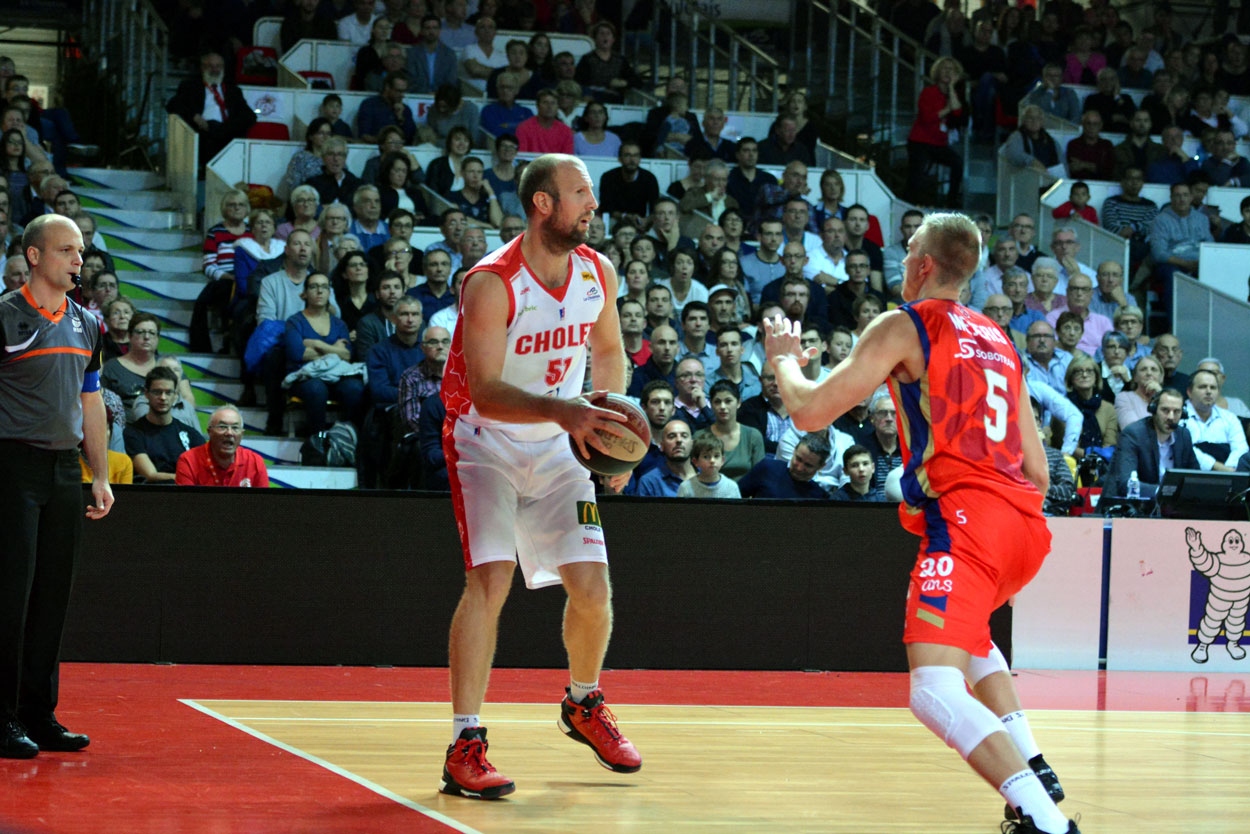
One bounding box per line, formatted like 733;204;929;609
180;699;485;834
207;711;1250;740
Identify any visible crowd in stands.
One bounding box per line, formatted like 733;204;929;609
28;0;1238;504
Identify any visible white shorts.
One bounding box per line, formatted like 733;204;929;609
446;418;608;589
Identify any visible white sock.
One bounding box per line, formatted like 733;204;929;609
1001;710;1043;761
1000;769;1069;834
569;679;599;703
452;713;480;744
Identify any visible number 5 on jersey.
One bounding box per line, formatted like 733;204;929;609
546;357;573;386
984;369;1009;442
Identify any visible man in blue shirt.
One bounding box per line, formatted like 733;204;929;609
635;419;694;497
356;71;416;144
738;432;831;499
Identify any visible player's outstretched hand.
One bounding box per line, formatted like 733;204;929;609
562;390;628;460
763;314;818;369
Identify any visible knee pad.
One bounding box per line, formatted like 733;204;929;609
910;665;1005;760
965;643;1010;687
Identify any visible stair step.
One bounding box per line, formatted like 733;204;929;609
180;353;242;380
69;167;166;191
187;378;245;407
102;229;202;252
241;435;305;465
136;298;193;328
154;327;222;355
120;272;205;301
112;251;202;273
76;187;188;212
91;208;192;230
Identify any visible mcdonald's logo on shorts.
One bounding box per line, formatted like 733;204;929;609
577;501;601;528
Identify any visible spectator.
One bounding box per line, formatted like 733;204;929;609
1140;70;1176;133
1;128;29;223
574;101;621;159
575;21;642;104
329;251;377;335
338;0;379;46
397;323;449;431
904;57;968;207
354;270;406;361
316;94;354;140
1004;105;1065;183
725;137;777;220
860;392;902;492
1179;87;1235;138
353;20;399;91
164;50;255;167
1144;124;1196;184
831;445;887;502
425;127;473;200
738;431;831;499
527;31;555;81
366;295;424;410
1051;181;1098;224
841;204;884;288
1152;331;1190;392
686;107;737;163
1098;330;1134;395
1024;258;1067;317
486;40;542;99
480;73;533;142
1221;196;1250;244
123;366;205;483
410;247;457;320
981;293;1026;353
1023;63;1082;123
760;246;830;325
1024;318;1072;392
1083;67;1136;132
175;406;268;487
957;19;1009;140
1049;225;1096;292
283;272;365;437
629;317;680;395
1105;387;1196;498
281;119;334;201
306;137;364;210
1119;45;1155;90
357;71;416;145
654;90;696;158
1065;353;1120;461
516;89;575;154
1183;368;1248;471
439;0;475;50
675;429;742;498
483;134;522;217
405;15;458;94
1088;260;1130;321
1063;26;1106;85
445;156;499;229
618;297;649;367
233;208;285;300
1066;112;1116;182
597;143;659;231
554;79;584;127
1113;353;1164;428
457;226;488;271
635;418;695;497
101;297;135;361
968;235;1018;308
1150;181;1211;307
1113;111;1166;180
1200;129;1249;187
280;0;336;54
883;209;925;296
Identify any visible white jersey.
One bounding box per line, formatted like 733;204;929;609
442;233;607;441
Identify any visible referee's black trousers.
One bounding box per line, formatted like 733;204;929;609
0;441;82;720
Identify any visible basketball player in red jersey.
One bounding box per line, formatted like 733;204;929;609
764;213;1080;834
437;154;641;799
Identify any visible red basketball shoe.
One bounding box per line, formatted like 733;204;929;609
557;688;642;773
439;726;516;799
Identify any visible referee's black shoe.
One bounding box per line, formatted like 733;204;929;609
0;718;38;758
18;713;90;752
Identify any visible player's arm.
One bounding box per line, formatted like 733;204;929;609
588;255;626;395
1017;381;1050;495
766;309;917;432
460;271;625;448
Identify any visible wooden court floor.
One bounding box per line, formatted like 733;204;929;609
1;664;1247;834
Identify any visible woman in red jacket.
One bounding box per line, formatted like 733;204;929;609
905;56;967;207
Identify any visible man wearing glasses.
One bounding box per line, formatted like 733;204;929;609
1045;274;1112;357
1007;213;1045;273
175;406;268;487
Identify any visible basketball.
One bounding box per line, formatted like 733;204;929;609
569;392;652;477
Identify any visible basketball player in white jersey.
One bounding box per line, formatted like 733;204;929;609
438;154;642;799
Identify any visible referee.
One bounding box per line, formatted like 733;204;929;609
0;214;114;759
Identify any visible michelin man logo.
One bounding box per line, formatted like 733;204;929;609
1186;526;1250;663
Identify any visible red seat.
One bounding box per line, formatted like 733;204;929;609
246;122;290;141
236;46;279;86
299;70;335;90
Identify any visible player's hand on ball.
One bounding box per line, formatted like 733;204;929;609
564;390;628;459
763;314;816;368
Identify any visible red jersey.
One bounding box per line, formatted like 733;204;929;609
174;445;270;487
887;299;1042;538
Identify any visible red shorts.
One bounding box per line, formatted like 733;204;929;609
902;488;1050;656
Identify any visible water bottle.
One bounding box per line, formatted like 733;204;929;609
1127;470;1141;500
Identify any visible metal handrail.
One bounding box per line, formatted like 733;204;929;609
81;0;170;165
